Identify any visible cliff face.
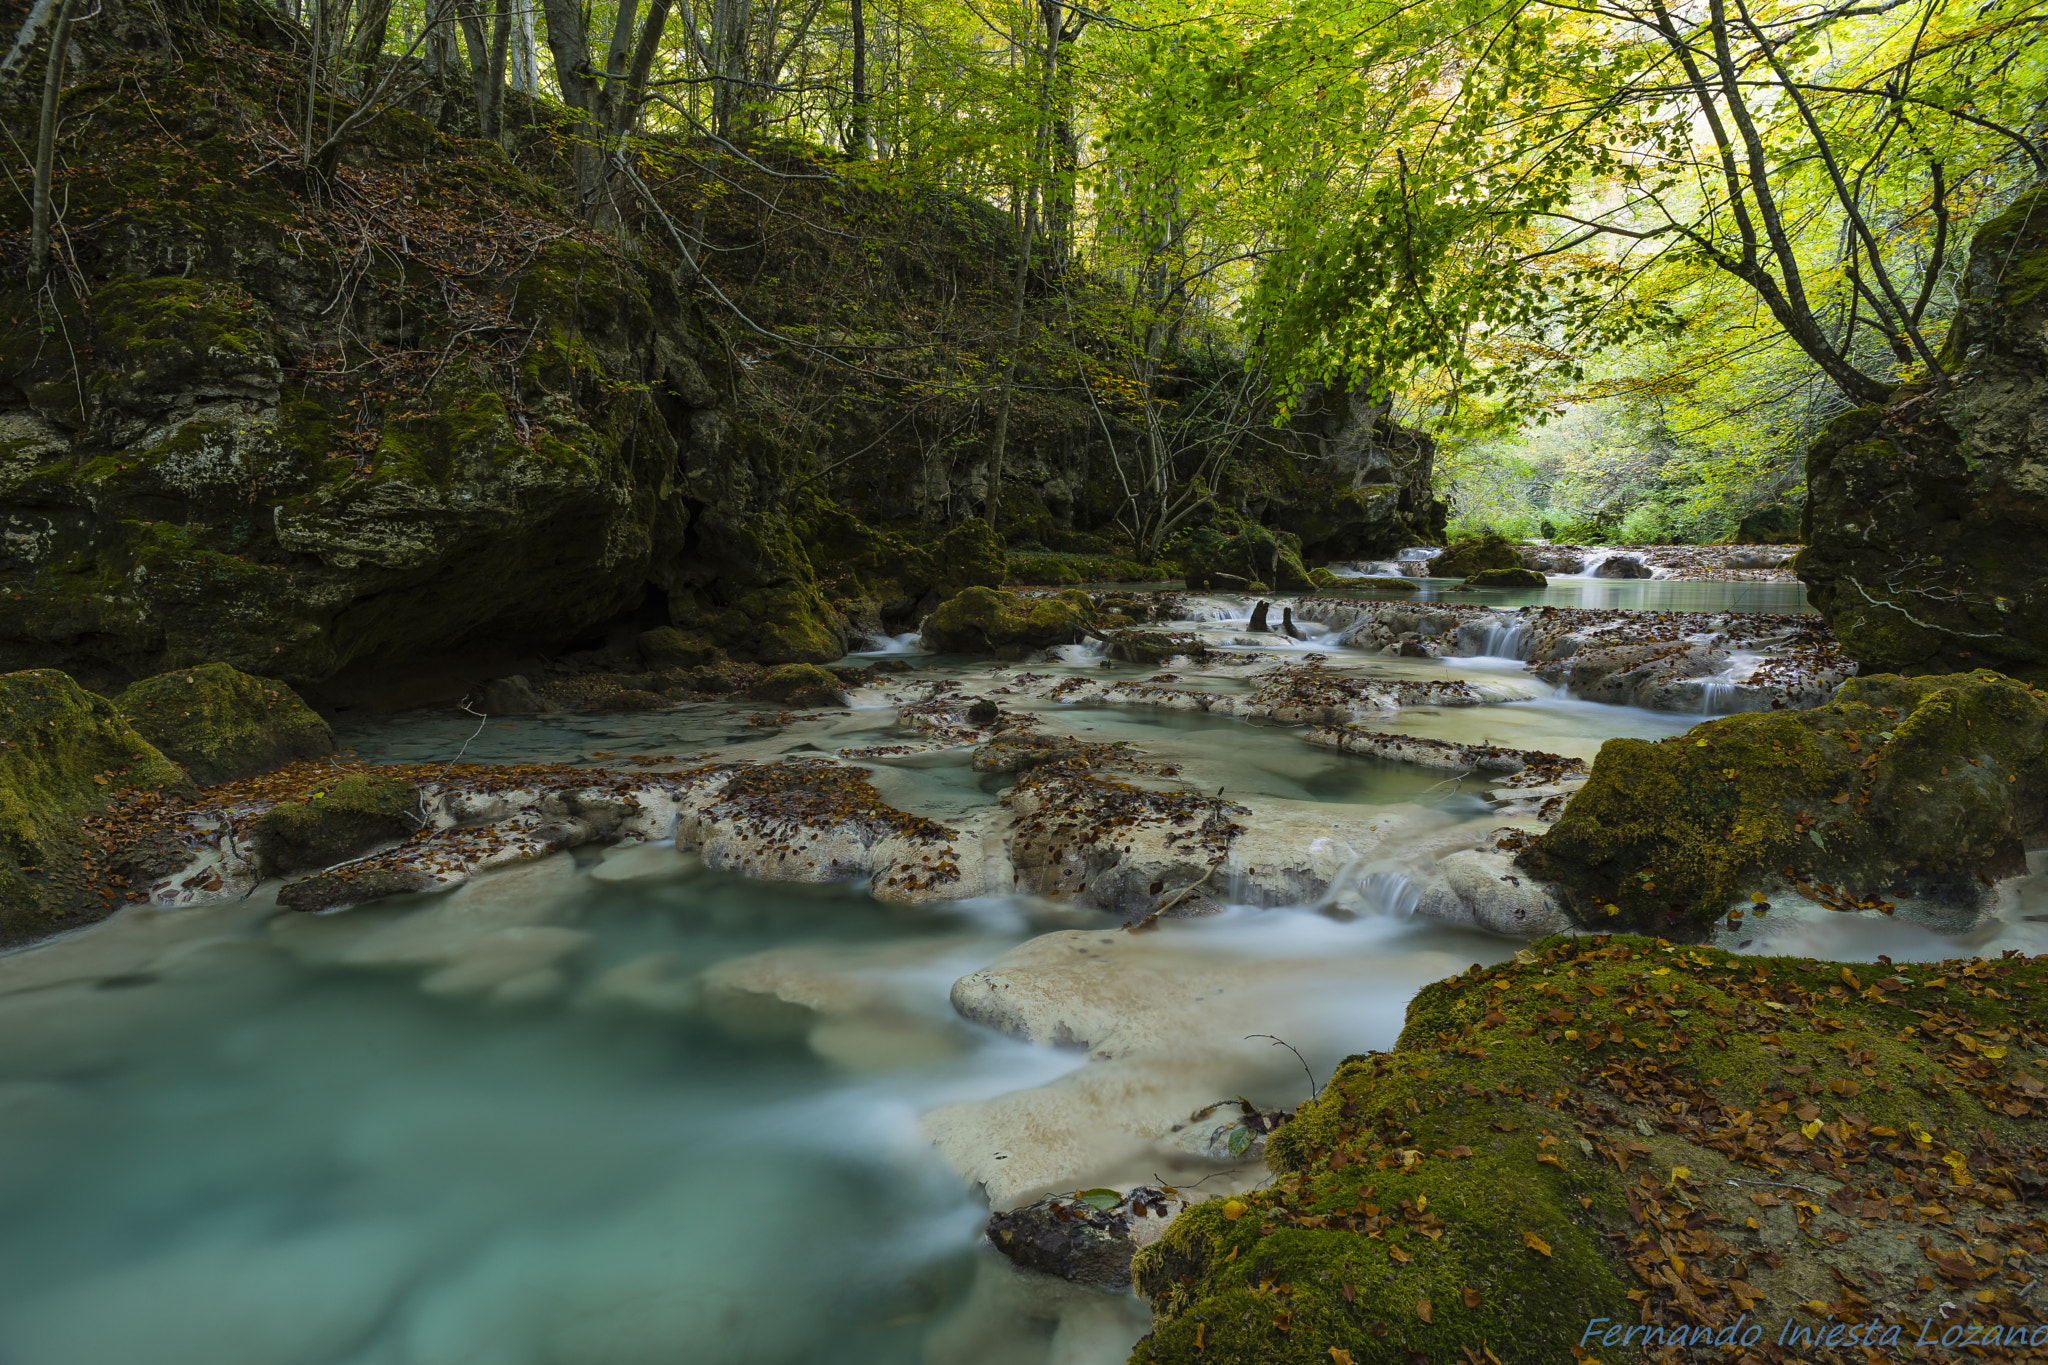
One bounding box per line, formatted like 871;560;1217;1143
1270;380;1447;556
0;0;846;695
1799;186;2048;685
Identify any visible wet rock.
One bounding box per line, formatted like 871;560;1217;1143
478;675;548;715
1304;726;1587;783
1180;516;1314;592
1464;566;1546;588
1518;670;2048;935
1593;553;1652;578
278;865;438;913
921;586;1097;656
1412;849;1572;936
987;1195;1144;1291
0;669;189;947
250;774;421;878
746;663;846;707
637;627;725;670
115;663;334;783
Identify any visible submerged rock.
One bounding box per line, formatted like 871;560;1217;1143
115;663;335;783
1132;934;2048;1364
987;1191;1178;1292
1593;553;1653;579
1519;670;2048;936
0;669;188;946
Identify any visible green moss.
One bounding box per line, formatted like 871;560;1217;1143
1180;514;1314;592
1521;671;2048;933
1134;934;2048;1364
1466;567;1547;588
251;773;420;878
1006;551;1176;585
747;663;846;707
922;586;1095;655
116;662;334;784
1433;534;1523;578
0;670;187;945
638;627;725;669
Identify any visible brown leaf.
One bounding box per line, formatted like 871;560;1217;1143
1445;1145;1473;1159
1462;1285;1481;1309
1416;1299;1433;1323
1522;1230;1552;1257
1341;1282;1356;1303
1389;1246;1412;1264
1536;1153;1562;1167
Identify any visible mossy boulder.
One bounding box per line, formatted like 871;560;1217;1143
250;773;420;878
1431;534;1523;577
1181;516;1314;593
1134;934;2048;1364
115;662;334;784
920;587;1096;657
1518;671;2048;935
1466;567;1548;588
1354;575;1421;592
0;669;188;946
746;663;847;708
638;627;725;670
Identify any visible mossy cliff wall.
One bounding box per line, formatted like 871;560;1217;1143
0;0;850;691
1800;186;2048;685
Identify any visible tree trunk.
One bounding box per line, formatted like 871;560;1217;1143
26;0;73;292
847;0;867;158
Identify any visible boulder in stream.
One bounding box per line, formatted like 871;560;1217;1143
1518;669;2048;936
1430;534;1521;578
1593;553;1652;579
1464;566;1546;588
251;774;422;878
1132;934;2048;1363
116;663;335;783
0;669;188;946
920;587;1096;657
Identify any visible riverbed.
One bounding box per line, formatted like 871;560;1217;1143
0;578;2039;1365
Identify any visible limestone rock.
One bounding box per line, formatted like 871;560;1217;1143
1411;849;1573;936
115;663;334;783
1518;670;2048;935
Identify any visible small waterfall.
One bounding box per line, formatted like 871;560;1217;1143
1354;871;1421;919
1699;681;1743;713
1052;639;1110;665
855;631;923;655
1479;619;1530;660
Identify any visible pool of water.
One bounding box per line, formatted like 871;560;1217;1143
0;575;2024;1365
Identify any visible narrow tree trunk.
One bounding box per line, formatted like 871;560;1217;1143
846;0;868;158
26;0;73;292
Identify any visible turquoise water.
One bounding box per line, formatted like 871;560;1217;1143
3;578;2028;1365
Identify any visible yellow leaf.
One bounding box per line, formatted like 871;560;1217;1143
1799;1120;1822;1139
1416;1195;1428;1212
1329;1352;1353;1365
1222;1200;1246;1221
1522;1231;1552;1257
1984;1046;2008;1060
1650;968;1669;976
1390;1245;1412;1264
1537;1153;1561;1167
1670;1166;1691;1181
1840;967;1862;991
1563;1029;1579;1040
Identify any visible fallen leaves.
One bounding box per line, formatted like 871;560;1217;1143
1521;1230;1552;1257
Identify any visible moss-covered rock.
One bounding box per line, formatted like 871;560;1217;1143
0;669;188;945
804;506;1006;623
250;773;420;877
1008;551;1177;585
920;586;1096;657
1799;185;2048;686
1134;934;2048;1364
1466;567;1547;588
746;663;847;707
1518;670;2048;935
116;662;334;783
1181;516;1314;593
638;627;725;670
1432;534;1523;578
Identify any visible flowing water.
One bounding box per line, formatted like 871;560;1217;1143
0;577;2036;1365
